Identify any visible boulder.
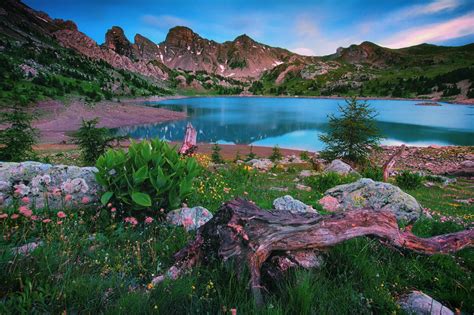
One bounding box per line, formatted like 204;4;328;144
273;195;316;214
323;178;423;222
296;184;312;191
0;161;101;209
247;159;274;171
398;291;454;315
324;159;357;175
166;206;213;231
318;195;340;212
299;170;315;178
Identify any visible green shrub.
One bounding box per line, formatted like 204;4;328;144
95;139;201;217
0;98;38;161
245;145;257;161
361;165;383;181
71;118;122;165
211;143;223;164
299;151;310;161
269;145;282;162
319;97;383;164
395;171;423;190
306;172;359;193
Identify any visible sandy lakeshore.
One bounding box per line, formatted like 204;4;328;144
34;97;186;143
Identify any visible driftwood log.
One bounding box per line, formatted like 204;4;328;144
179;122;198;156
152;198;473;305
383;144;406;181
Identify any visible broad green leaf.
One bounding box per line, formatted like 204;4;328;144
132;192;152;207
100;191;114;205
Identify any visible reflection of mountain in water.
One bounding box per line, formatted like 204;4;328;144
113;99;474;150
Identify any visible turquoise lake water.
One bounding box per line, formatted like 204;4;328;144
115;97;474;151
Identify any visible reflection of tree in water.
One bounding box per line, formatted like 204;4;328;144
114;101;474;148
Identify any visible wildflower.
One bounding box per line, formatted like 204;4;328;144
14;184;30;196
31;215;39;221
42;218;52;223
223;187;231;193
81;196;90;204
57;211;67;219
19;206;32;218
124;217;138;226
147;283;154;290
107;203;112;208
65;194;73;201
145;217;154;224
11;214;19;220
0;213;8;219
57;221;63;225
111;207;116;212
21;196;30;203
52;188;62;197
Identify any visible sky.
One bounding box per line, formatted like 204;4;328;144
24;0;474;56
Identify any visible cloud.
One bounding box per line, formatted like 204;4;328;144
290;47;316;56
294;15;320;39
382;12;474;48
398;0;461;19
141;14;190;30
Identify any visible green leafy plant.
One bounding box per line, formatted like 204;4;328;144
306;172;359;193
269;145;283;162
95;139;201;217
211;143;223;164
299;151;310;161
319;97;383;164
395;171;423;190
0;97;38;161
71;118;122;165
233;150;242;163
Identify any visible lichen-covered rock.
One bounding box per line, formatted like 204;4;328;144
273;195;316;214
318;195;340;212
166;206;213;231
323;178;423;222
398;291;454;315
0;161;100;209
247;159;274;171
324;159;357;175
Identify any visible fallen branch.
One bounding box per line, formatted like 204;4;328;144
152;198;473;305
383;144;406;181
179;122;197;156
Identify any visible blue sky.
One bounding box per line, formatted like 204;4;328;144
24;0;474;55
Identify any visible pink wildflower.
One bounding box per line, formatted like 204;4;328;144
107;203;112;208
110;207;116;212
52;188;62;197
145;216;154;224
0;213;8;219
21;196;30;203
57;211;67;219
31;215;39;221
57;221;63;225
65;194;73;201
182;216;194;229
124;216;138;226
11;214;19;220
19;206;32;218
42;218;52;223
81;196;90;204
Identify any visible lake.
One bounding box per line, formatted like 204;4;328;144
115;97;474;151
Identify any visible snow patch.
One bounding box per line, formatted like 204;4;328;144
219;64;225;72
272;61;284;67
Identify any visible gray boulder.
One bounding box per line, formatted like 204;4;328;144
0;161;101;209
247;159;274;171
324;178;423;222
273;195;317;214
398;291;454;315
324;159;357;175
166;206;213;231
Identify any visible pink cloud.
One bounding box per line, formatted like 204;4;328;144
382;12;474;48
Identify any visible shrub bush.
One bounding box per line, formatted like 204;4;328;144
395;171;423;190
306;172;359;193
269;145;283;162
361;165;384;181
211;143;223;164
95;139;201;218
71;118;122;165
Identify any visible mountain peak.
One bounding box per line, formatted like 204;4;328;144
165;26;199;45
234;34;254;43
104;26;133;57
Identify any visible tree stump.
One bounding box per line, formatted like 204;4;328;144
152;198;473;305
179;122;197;156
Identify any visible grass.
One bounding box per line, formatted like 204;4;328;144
0;156;473;314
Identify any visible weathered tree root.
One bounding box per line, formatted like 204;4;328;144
151;198;473;305
383;144;406;182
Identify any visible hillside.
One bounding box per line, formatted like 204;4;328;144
1;0;473;102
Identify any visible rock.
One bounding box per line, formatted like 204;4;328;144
247;159;274;171
460;160;474;168
398;291;454;315
296;184;312;192
273;195;316;214
280;155;304;164
11;241;43;256
166;206;213;231
324;159;357;175
0;162;101;209
269;187;289;192
299;170;315;178
324;178;423;222
318;195;340;212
